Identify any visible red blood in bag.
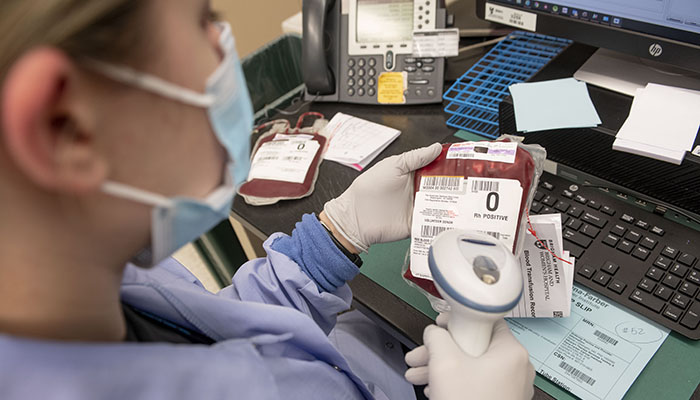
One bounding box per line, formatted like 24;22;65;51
404;141;536;299
238;133;326;200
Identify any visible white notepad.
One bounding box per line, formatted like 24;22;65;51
323;113;401;171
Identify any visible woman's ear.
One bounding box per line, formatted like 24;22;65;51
1;47;108;194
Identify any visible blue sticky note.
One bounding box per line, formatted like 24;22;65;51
509;78;602;133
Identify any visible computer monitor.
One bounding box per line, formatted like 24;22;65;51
474;0;700;94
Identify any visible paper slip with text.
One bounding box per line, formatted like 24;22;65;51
507;213;575;318
322;112;401;171
507;285;669;400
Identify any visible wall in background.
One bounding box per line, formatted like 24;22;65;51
213;0;302;57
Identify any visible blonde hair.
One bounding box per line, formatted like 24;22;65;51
0;0;144;81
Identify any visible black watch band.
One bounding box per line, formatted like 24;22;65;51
318;217;363;268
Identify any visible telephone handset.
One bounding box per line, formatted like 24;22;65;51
302;0;447;104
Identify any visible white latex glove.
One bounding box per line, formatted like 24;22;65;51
323;143;442;253
405;319;535;400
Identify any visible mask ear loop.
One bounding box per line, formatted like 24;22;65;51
83;60;216;108
102;181;173;208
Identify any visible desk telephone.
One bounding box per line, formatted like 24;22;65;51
302;0;447;104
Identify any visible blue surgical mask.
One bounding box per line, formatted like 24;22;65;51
93;23;254;266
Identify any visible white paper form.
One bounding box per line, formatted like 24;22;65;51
410;176;522;279
507;214;575;318
613;84;700;164
323;112;401;171
506;285;669;400
247;139;320;184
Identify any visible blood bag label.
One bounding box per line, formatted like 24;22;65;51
446;142;518;164
247;140;320;184
419;175;464;193
410;177;523;280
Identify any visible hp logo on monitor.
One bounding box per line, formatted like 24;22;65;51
648;43;663;57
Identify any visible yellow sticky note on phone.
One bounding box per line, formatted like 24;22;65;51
377;72;407;104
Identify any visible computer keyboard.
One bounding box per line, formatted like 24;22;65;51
530;171;700;339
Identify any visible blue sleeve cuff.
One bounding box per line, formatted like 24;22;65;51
270;213;360;292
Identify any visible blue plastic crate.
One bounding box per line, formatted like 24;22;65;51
443;31;571;138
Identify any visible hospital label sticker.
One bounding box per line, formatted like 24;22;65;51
446;142;518;164
484;2;537;31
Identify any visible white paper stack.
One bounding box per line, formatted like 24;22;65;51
322;112;401;171
613;83;700;165
507;213;575;318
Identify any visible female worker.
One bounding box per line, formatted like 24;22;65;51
0;1;534;399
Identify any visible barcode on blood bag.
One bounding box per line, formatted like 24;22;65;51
421;225;449;238
421;176;462;192
471;180;500;193
593;330;618;346
485;231;501;240
558;361;596;386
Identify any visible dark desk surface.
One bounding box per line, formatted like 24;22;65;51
231;43;700;400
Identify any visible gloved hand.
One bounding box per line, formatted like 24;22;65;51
323;143;442;253
405;318;535;400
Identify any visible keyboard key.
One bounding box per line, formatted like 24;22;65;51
640;236;657;250
680;282;698;297
662;246;679;259
670;263;689;278
578;265;596;279
678;253;697;267
562;190;574;199
663;304;683;321
530;201;543;213
602;234;619;247
620;213;635;224
564;229;592;248
616;240;634;254
574;194;587;204
662;274;681;289
582;212;607;228
650;226;665;236
542;195;557;206
610;224;627;237
601;205;615;216
638;278;656;293
624;230;642;243
580;224;600;238
672;293;691;309
534;191;544;201
688;270;700;284
587;200;601;210
542;207;554;214
632;247;651;261
653;255;672;270
608;279;626;294
564;243;584;259
635;220;650;230
646;266;665;281
566;219;582;230
593;271;611;286
554;201;570;213
567;206;584;218
630;290;664;313
601;261;619;275
654;285;673;301
541;181;554;191
562;216;571;226
680;302;700;329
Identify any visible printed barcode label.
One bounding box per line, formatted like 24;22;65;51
485;231;501;239
553;311;563;318
421;225;449;238
471;180;500;193
421;176;462;192
559;361;596;386
593;330;618;346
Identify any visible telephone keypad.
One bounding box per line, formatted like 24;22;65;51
368;58;376;67
346;57;378;97
348;69;355;77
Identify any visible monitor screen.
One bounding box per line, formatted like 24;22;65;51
356;0;414;43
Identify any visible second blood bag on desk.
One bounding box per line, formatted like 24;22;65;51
403;137;546;310
238;114;327;206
